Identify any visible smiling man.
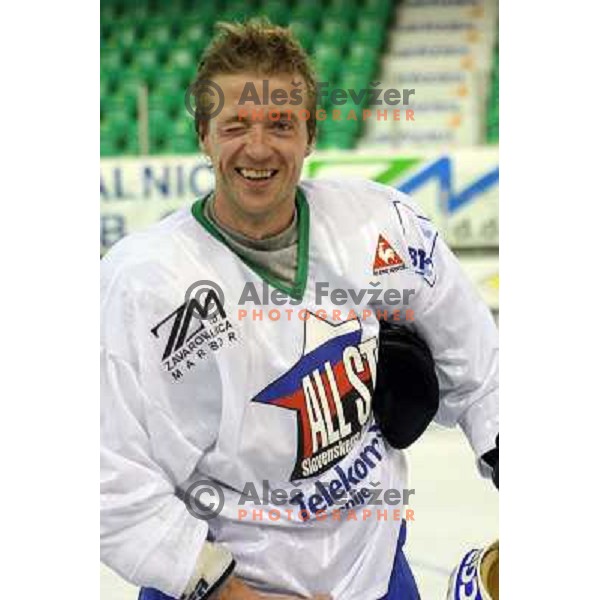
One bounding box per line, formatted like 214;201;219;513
191;20;317;242
200;71;310;240
101;19;499;600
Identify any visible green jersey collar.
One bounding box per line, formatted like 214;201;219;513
191;188;309;301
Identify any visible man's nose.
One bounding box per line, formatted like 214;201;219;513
244;125;273;162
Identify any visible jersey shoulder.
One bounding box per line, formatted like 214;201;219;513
101;205;203;287
299;177;423;219
100;206;207;355
299;176;433;240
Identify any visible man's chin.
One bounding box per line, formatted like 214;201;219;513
234;190;280;214
232;183;292;211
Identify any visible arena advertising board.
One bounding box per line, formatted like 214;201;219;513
101;148;498;248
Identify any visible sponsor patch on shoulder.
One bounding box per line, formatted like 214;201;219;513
393;200;438;287
372;234;407;275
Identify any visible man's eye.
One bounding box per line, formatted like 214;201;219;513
274;120;293;131
223;124;245;134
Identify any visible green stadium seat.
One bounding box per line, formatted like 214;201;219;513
317;129;355;150
342;119;362;137
318;117;339;135
142;19;179;54
152;0;191;18
338;70;369;92
101;21;115;43
107;107;130;129
112;20;141;52
125;73;155;95
324;0;356;24
186;5;219;31
149;91;182;118
347;62;377;84
180;23;208;49
321;114;360;135
320;21;350;48
314;64;338;85
128;3;151;22
315;135;329;150
104;112;135;148
354;18;386;48
329;0;357;11
172;105;196;127
346;59;376;80
100;3;118;21
101;48;125;72
151;138;169;155
291;2;321;26
117;134;140;156
148;108;171;146
137;37;170;65
108;0;132;16
166;134;198;154
350;42;378;63
221;0;256;23
288;21;315;52
320;109;364;146
133;47;161;75
171;117;193;138
261;0;291;25
365;0;392;8
101;136;119;157
152;72;189;101
336;136;356;150
115;73;146;98
101;67;123;96
100;97;106;125
167;46;198;81
361;0;392;21
313;43;342;75
104;93;138;119
100;75;110;99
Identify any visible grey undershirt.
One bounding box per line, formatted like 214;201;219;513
204;194;298;287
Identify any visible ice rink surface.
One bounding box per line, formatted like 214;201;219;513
100;425;498;599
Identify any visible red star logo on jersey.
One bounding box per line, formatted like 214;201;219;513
252;312;377;480
372;235;405;274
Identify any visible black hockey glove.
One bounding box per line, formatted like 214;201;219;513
481;434;499;490
373;321;439;449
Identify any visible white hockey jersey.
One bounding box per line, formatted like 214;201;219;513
100;178;499;599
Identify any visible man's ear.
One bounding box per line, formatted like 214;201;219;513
198;119;212;154
199;127;211;157
305;128;317;156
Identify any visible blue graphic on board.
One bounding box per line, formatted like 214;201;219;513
396;156;499;215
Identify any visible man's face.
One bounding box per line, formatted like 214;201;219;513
201;72;312;220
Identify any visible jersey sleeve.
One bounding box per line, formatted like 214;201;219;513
383;186;499;468
100;254;208;597
101;347;208;597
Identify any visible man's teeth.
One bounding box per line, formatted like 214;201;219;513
238;168;277;180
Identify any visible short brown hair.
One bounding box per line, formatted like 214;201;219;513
191;18;317;143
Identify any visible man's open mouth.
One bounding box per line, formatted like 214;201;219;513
235;168;279;181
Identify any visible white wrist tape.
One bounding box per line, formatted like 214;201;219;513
181;542;236;600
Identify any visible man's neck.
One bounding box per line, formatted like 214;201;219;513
212;193;296;240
